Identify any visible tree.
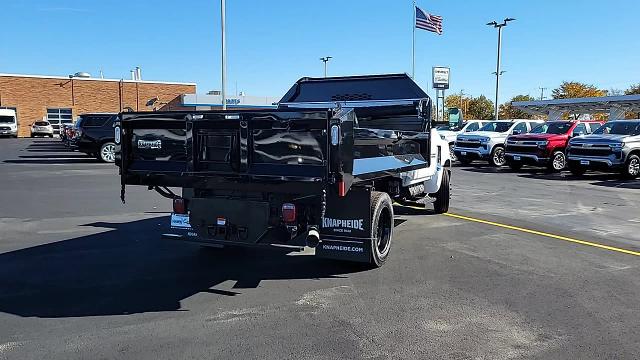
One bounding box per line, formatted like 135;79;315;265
499;95;535;119
467;95;495;120
625;84;640;95
552;81;607;99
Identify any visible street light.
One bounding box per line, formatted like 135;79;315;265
220;0;227;110
320;56;332;78
487;17;515;120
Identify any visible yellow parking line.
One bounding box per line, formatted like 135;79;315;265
444;212;640;257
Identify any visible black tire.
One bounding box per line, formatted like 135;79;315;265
433;169;450;214
508;161;523;171
369;192;393;268
622;154;640;179
568;163;587;176
489;146;506;167
458;156;472;165
548;150;567;172
99;142;116;163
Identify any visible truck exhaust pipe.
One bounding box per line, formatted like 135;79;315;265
306;228;320;248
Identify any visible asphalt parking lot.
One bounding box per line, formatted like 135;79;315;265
1;138;639;359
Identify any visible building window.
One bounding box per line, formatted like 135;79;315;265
46;108;73;133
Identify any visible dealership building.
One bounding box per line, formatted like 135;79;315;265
0;73;196;137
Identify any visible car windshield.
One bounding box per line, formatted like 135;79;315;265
530;122;572;135
479;121;511;133
35;121;49;126
0;116;15;124
593;122;640;135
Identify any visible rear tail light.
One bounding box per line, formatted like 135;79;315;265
338;179;346;197
282;203;296;223
173;198;187;214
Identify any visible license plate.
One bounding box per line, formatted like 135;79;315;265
513;155;521;161
170;213;192;229
461;151;467;155
580;160;590;165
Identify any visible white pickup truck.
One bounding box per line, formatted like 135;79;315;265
454;119;543;166
438;120;487;161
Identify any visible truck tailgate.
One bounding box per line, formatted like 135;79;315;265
118;111;331;188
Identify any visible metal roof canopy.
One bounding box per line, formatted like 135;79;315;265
513;94;640;121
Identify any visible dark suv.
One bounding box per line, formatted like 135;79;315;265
71;113;117;162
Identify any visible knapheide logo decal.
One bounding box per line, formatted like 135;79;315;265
322;217;364;233
137;139;162;150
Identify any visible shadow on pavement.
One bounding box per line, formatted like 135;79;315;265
4;158;99;165
0;217;362;318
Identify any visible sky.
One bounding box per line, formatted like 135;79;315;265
2;0;639;105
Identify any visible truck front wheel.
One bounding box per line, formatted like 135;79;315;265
433;169;450;214
369;192;393;267
489;146;506;167
622;154;640;179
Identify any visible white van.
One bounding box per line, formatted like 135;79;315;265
0;109;18;137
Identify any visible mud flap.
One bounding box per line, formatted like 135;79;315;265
315;187;372;263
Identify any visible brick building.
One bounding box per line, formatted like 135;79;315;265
0;73;196;137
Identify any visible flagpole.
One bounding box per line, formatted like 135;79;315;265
412;0;416;79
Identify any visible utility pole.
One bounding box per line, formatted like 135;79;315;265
539;87;547;101
459;89;465;109
320;56;332;78
221;0;227;110
487;18;515;120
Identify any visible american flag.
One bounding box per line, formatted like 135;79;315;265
415;6;443;35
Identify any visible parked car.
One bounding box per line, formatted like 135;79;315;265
567;120;640;178
30;120;54;137
505;120;603;172
70;113;117;162
454;119;544;166
0;109;18;138
438;120;487;161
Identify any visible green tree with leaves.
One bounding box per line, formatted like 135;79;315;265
499;95;535;119
552;82;607;99
467;95;495;120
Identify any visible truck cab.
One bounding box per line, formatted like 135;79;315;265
454;119;543;166
505;120;603;172
0;109;18;138
567;120;640;178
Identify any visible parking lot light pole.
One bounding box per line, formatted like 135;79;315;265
221;0;227;110
320;56;332;78
487;18;515;120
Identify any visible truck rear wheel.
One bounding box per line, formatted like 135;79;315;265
433;169;450;214
369;192;393;267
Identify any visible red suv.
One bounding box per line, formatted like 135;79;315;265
505;120;604;172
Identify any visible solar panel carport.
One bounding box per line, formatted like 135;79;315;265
513;94;640;121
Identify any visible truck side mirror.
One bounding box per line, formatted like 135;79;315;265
512;130;522;135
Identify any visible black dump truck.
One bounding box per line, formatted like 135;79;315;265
115;74;451;267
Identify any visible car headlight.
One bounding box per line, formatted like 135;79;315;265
479;137;489;144
610;143;624;150
536;140;548;146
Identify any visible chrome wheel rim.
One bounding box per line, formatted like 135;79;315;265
629;158;640;177
101;143;116;162
553;153;566;170
493;148;506;166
